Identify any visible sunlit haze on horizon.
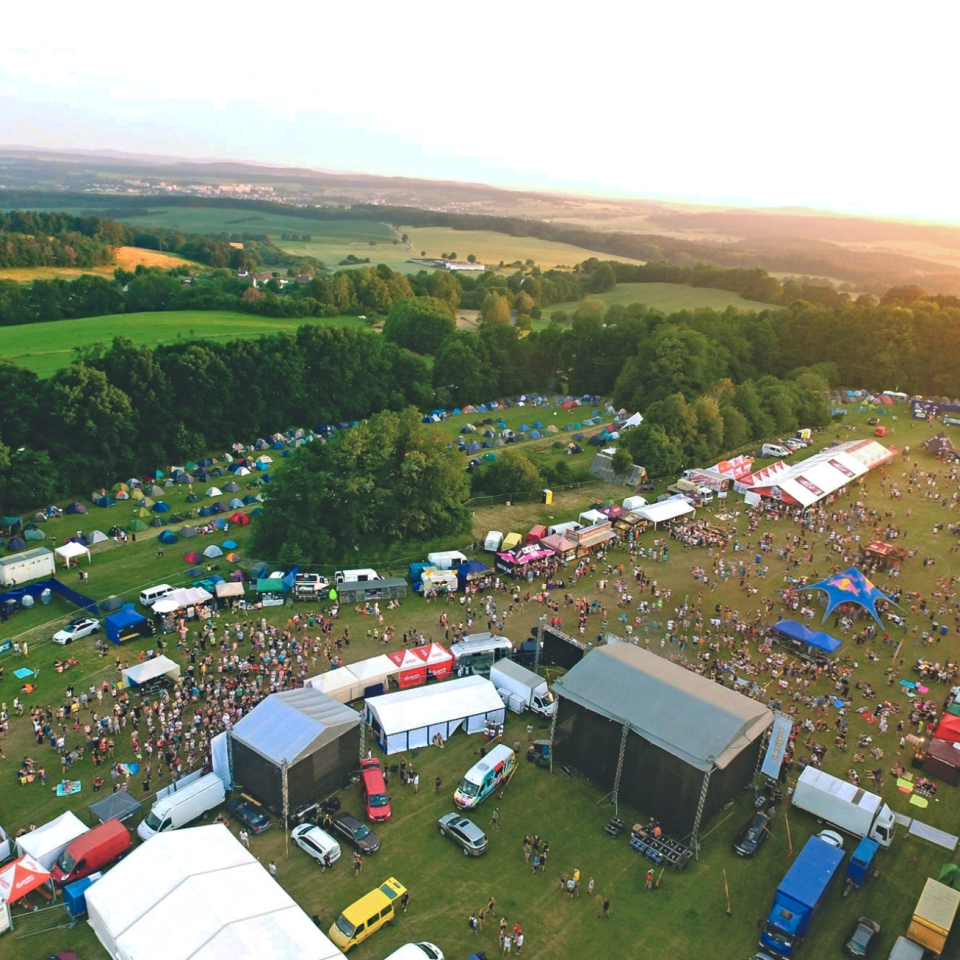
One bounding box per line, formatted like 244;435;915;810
1;2;956;222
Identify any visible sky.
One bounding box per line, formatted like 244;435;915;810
1;2;956;222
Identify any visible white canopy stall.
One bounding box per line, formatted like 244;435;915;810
305;666;362;704
16;811;88;871
121;656;182;689
364;675;505;754
55;541;91;567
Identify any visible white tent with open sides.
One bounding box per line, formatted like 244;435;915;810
364;675;505;754
121;656;182;689
55;541;91;566
16;811;88;871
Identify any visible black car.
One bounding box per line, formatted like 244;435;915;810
844;917;880;957
227;797;272;834
733;807;774;857
331;811;381;854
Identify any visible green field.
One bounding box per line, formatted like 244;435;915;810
0;407;957;960
545;281;779;317
401;226;646;271
0;310;370;377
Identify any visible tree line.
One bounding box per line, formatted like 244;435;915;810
0;327;433;511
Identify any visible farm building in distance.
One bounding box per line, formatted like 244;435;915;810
407;257;486;271
551;642;772;838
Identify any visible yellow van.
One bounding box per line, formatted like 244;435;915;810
329;877;406;951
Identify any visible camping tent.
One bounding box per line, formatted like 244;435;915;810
85;825;342;960
552;643;772;835
203;545;223;559
55;541;91;566
230;688;360;811
364;676;505;754
157;530;177;545
121;656;181;689
16;811;88;871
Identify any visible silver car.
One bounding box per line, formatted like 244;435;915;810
438;813;489;856
53;617;100;645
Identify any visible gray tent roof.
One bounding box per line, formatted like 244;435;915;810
89;789;143;824
551;643;772;772
230;687;359;766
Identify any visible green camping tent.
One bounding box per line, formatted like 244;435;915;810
129;519;149;532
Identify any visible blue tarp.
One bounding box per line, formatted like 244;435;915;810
105;605;148;645
772;619;842;653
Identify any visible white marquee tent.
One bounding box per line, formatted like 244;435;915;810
305;665;362;703
635;497;696;527
86;824;341;960
305;654;399;704
364;675;505;754
55;541;91;566
16;811;88;871
121;656;182;689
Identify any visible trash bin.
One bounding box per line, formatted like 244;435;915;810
41;588;52;605
942;625;949;636
21;594;34;609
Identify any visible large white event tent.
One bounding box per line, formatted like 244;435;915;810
305;654;399;704
635;497;696;527
16;811;88;871
86;824;341;960
364;675;505;754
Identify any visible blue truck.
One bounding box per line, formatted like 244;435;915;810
760;835;846;956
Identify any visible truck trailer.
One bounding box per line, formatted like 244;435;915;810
489;660;556;717
906;878;960;958
792;766;895;847
760;834;845;957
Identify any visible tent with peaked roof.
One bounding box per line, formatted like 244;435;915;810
924;432;960;460
803;566;903;626
0;854;52;903
16;811;88;871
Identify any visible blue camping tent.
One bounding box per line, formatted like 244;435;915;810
772;620;842;656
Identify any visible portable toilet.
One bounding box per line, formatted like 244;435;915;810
64;872;103;916
483;531;503;552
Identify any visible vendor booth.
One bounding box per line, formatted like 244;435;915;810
420;567;458;596
55;541;91;568
919;739;960;786
364;675;506;755
769;619;842;662
121;655;181;690
104;606;153;645
16;811;88;871
215;581;245;605
571;520;617;554
336;576;407;604
305;666;362;703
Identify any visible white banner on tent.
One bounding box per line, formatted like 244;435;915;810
211;732;232;790
155;768;205;802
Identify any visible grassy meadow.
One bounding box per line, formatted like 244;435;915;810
2;405;960;960
0;310;370;378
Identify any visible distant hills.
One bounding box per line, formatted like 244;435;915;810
3;147;960;295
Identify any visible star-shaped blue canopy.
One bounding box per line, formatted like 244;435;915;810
804;567;901;627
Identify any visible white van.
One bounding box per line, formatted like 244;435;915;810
450;632;514;673
761;443;792;459
334;568;380;584
139;583;174;609
137;772;226;841
382;944;444;960
483;531;503;552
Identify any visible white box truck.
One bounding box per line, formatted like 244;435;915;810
490;660;556;718
792;766;895;847
137;772;226;841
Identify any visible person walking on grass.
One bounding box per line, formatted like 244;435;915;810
599;897;611;919
491;807;500;830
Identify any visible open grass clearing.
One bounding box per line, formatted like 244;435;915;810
0;310;370;378
0;247;201;284
1;406;954;960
